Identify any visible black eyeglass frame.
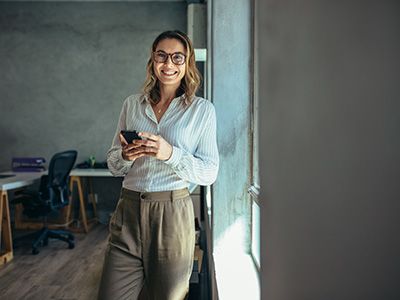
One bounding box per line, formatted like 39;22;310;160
152;51;187;65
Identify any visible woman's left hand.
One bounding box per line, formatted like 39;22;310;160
134;132;173;161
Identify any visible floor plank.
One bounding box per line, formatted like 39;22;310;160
0;224;109;300
1;224;203;300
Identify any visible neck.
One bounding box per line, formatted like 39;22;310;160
159;83;180;104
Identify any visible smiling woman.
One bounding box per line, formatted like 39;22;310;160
97;30;219;300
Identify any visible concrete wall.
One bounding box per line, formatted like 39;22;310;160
0;1;186;169
0;1;187;222
259;1;400;299
211;0;252;254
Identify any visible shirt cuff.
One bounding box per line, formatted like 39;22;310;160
117;149;134;168
163;146;182;168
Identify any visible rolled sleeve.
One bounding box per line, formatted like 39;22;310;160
107;146;134;176
164;146;183;168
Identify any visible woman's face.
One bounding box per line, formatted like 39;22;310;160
153;38;186;89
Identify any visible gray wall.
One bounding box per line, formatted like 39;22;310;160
211;0;252;252
259;1;400;299
0;1;186;170
0;1;187;222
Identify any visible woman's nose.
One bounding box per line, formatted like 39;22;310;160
164;55;174;66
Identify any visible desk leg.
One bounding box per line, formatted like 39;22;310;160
0;190;13;265
88;177;98;221
70;176;89;233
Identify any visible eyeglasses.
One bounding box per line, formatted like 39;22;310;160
152;51;186;65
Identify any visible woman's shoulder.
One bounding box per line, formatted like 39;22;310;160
190;96;215;113
122;94;146;109
124;94;145;104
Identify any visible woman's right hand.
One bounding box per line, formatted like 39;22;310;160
119;133;153;161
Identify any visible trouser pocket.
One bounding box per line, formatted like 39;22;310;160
109;197;124;241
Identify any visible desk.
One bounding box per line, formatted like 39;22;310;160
13;169;114;234
0;171;45;265
69;169;114;233
1;169;197;265
0;169;113;265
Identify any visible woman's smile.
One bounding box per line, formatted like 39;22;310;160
161;69;178;77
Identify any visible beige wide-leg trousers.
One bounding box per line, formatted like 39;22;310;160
98;188;195;300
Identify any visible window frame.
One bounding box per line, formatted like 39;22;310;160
249;0;260;270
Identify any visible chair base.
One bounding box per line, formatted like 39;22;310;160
31;227;75;255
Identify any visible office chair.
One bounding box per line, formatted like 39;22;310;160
14;150;77;255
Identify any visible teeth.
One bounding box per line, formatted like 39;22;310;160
162;71;177;75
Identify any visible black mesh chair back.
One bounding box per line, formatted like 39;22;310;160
43;150;77;210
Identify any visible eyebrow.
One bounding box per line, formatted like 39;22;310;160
155;50;186;56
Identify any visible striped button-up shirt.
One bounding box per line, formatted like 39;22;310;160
107;94;219;192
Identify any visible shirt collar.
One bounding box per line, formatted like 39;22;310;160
140;93;185;104
140;94;149;104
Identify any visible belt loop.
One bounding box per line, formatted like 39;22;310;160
170;191;174;202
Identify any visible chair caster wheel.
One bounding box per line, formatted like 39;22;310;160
32;248;39;255
68;241;75;249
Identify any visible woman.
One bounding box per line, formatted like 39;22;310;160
98;30;219;300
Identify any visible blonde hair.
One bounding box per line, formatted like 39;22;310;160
142;30;201;105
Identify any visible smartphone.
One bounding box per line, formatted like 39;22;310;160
120;130;141;144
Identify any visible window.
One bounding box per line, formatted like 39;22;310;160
249;0;260;269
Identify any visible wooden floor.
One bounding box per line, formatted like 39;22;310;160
0;224;109;300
